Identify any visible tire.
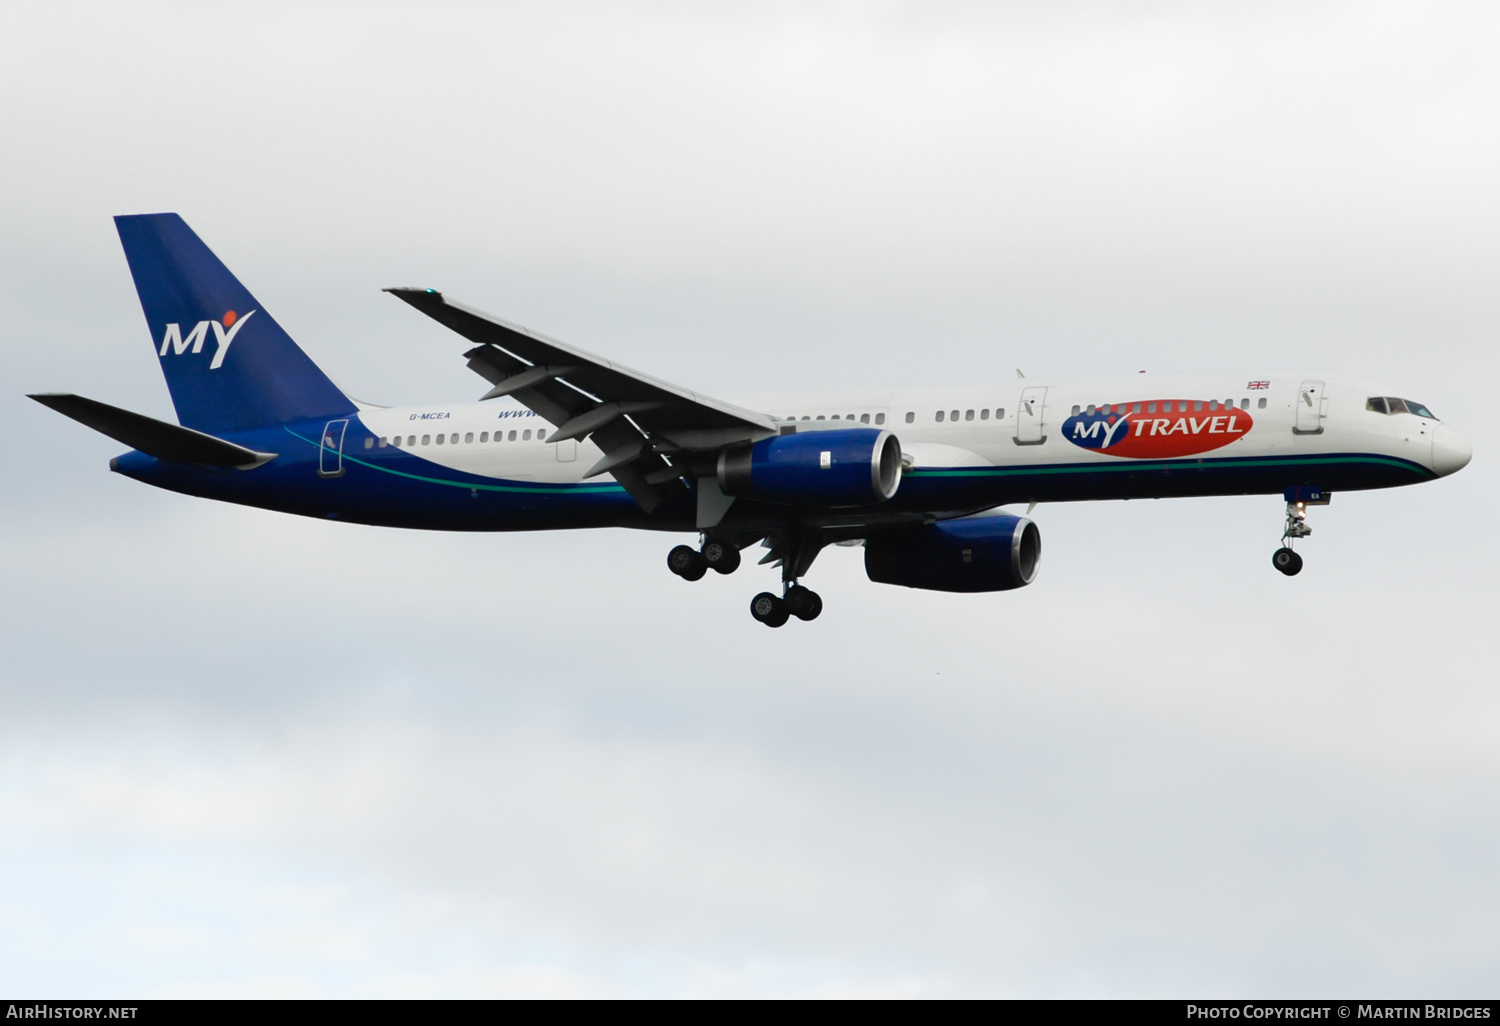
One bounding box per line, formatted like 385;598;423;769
703;540;741;575
750;591;788;627
668;544;707;581
784;585;820;620
1272;547;1303;576
797;590;822;621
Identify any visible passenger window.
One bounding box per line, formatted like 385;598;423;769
904;412;913;423
935;411;945;422
1208;400;1219;411
1193;400;1204;411
831;414;840;420
436;434;445;445
859;413;870;424
1240;398;1249;409
1072;406;1081;416
816;415;826;421
392;436;401;447
995;408;1004;420
538;429;546;439
523;429;532;440
364;437;374;449
1146;402;1156;413
801;415;810;420
508;430;517;441
1086;404;1096;415
950;409;959;421
421;434;431;445
465;432;474;443
1178;401;1188;412
1366;397;1388;414
875;413;885;425
480;432;488;442
407;435;416;446
1257;398;1266;409
965;409;975;421
980;409;990;420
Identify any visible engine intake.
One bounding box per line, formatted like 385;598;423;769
865;513;1041;592
718;429;902;507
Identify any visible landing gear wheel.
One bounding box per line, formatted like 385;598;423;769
784;585;822;621
750;591;789;627
668;544;707;581
702;540;741;575
1272;547;1303;576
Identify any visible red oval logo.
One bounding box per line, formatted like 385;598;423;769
1063;401;1254;458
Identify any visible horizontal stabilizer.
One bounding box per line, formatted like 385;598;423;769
28;393;277;468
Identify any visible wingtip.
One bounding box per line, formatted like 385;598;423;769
384;287;443;299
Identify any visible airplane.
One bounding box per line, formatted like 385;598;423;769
29;214;1472;627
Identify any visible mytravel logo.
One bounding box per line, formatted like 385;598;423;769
157;309;256;370
1063;400;1254;459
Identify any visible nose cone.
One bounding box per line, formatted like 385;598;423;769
1432;425;1472;477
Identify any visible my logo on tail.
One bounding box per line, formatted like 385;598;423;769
158;309;256;370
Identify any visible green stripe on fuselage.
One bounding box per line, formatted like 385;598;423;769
905;453;1432;480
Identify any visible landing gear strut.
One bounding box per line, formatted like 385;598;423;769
1273;500;1312;576
749;529;825;627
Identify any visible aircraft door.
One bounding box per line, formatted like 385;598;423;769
1294;380;1326;435
319;419;348;477
1014;386;1048;445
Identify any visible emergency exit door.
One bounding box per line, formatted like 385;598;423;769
1014;387;1048;445
319;419;348;477
1294;381;1326;435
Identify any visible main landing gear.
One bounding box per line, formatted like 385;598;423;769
1273;499;1313;576
666;538;741;581
666;531;825;627
749;585;822;628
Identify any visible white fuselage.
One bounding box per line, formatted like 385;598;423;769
353;370;1467;488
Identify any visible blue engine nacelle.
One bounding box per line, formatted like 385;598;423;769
864;513;1041;592
718;428;903;507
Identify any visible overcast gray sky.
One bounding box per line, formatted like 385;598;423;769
1;0;1497;997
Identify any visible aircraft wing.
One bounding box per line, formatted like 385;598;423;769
386;288;779;511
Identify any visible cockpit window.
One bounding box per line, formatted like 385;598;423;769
1367;396;1437;419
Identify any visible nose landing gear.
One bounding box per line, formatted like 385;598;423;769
1273;496;1318;576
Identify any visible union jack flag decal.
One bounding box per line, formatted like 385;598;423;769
1248;380;1270;390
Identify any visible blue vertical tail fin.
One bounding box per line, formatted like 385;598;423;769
115;213;355;435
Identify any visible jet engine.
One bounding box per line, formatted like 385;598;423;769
865;513;1040;592
717;429;902;507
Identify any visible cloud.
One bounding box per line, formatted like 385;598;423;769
1;0;1498;997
